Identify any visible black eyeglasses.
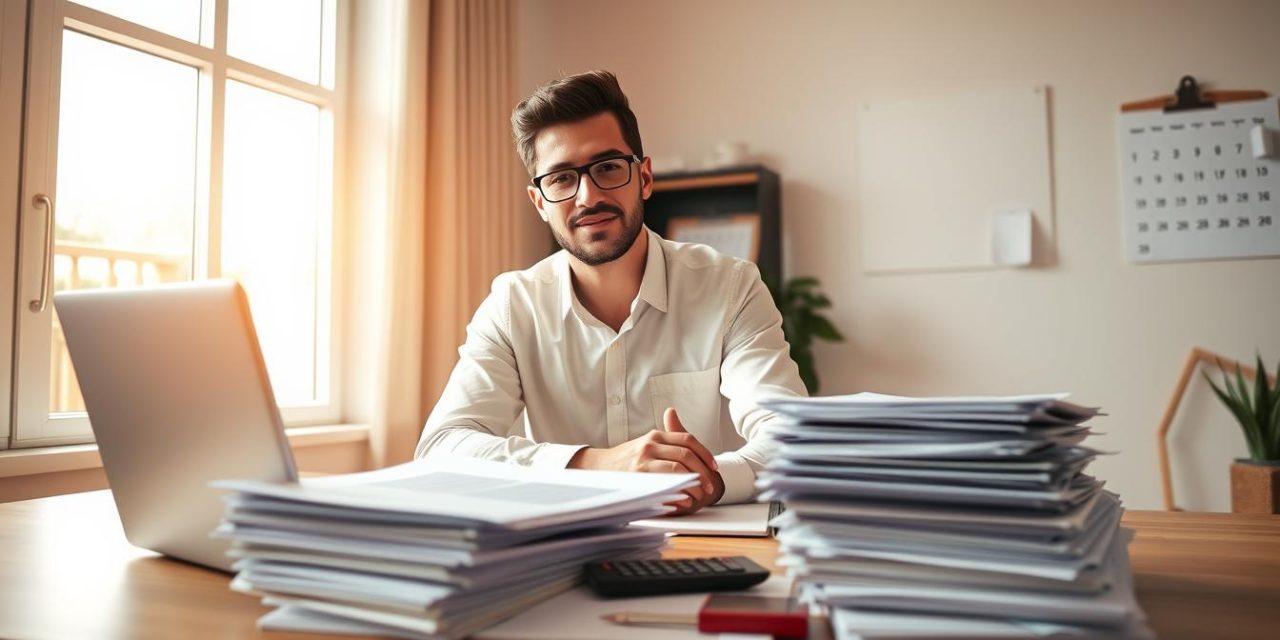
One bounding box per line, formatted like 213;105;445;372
531;155;640;203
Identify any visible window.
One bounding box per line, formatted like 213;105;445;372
8;0;344;448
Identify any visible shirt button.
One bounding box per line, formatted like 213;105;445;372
609;394;622;406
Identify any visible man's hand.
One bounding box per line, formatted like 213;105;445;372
660;408;725;514
567;408;723;514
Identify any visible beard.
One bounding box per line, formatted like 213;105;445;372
551;196;644;266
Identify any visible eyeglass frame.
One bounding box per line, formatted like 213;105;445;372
530;154;642;203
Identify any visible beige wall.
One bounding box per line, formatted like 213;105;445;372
516;0;1280;510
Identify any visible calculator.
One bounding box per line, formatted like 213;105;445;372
583;556;770;598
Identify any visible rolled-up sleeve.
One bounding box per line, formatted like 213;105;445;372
414;276;586;468
715;263;809;504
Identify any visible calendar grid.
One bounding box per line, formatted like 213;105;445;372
1117;98;1280;263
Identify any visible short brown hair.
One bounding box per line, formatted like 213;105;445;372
511;70;643;176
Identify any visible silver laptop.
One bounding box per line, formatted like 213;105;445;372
55;279;298;572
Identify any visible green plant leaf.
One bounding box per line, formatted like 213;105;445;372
1265;357;1280;460
786;315;811;349
808;314;844;341
1270;359;1280;459
1216;359;1247;415
1205;370;1264;459
807;294;832;309
1254;354;1269;431
1256;354;1275;459
793;348;818;394
774;276;842;394
1232;364;1266;458
787;277;819;293
1232;362;1252;415
1271;380;1280;459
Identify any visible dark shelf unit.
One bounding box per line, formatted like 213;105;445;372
645;164;782;284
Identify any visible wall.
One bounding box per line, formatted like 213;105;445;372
516;0;1280;510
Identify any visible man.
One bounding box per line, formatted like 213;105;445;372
415;70;806;514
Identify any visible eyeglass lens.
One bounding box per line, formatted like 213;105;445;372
541;157;632;202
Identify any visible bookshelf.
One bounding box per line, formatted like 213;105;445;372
646;165;782;284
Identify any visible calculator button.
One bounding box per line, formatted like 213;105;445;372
584;555;769;598
719;557;743;571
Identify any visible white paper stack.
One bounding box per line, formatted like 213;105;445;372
213;457;695;639
757;392;1151;639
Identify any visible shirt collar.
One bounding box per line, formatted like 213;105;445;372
558;226;669;321
636;226;668;314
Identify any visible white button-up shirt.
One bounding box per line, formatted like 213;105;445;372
415;227;808;504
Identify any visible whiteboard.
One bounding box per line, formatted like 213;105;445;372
856;86;1053;274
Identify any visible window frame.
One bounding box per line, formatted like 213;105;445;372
8;0;348;449
0;0;29;451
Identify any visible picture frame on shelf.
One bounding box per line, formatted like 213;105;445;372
667;213;761;262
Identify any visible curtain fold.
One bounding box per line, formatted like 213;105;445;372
348;0;529;467
422;0;531;450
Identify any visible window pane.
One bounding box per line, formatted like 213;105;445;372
227;0;322;83
222;80;322;406
52;30;198;412
71;0;202;42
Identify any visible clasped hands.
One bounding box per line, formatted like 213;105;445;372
567;408;724;515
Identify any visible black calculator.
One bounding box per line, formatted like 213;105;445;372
583;556;770;598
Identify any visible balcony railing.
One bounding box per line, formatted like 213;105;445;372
50;241;187;413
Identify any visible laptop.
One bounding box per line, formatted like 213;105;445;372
55;279;299;572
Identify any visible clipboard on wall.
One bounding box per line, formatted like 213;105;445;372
1116;75;1280;263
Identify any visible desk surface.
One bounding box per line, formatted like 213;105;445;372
2;491;1278;640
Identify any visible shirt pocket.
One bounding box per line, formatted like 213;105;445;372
648;366;722;449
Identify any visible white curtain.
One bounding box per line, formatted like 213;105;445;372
347;0;532;466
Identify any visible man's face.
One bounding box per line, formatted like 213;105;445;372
527;112;652;266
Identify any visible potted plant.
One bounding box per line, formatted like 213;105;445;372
1204;354;1280;514
766;276;844;394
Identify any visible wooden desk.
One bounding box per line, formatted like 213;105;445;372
2;491;1278;639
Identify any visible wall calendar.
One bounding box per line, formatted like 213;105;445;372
1117;96;1280;263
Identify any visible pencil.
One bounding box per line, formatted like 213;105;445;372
601;611;698;627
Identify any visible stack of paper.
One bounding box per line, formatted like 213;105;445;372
213;457;695;639
757;392;1151;639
